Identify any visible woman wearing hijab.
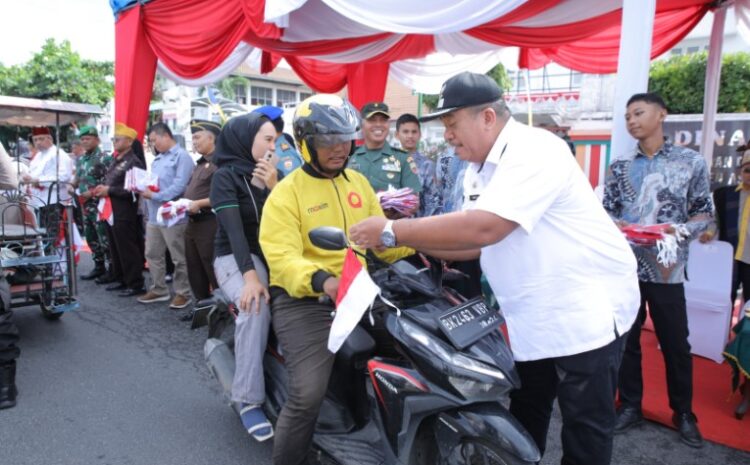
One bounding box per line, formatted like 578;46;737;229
210;113;279;442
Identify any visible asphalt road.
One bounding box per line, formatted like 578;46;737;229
1;257;749;465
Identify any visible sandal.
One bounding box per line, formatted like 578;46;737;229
240;404;274;442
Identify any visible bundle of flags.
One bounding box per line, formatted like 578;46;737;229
124;167;160;193
621;223;690;267
377;187;418;217
156;198;192;227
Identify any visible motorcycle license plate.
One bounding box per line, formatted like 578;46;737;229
436;297;503;349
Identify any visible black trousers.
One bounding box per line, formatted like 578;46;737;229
108;217;145;290
735;261;750;304
270;291;394;465
618;281;693;415
0;278;19;363
509;334;626;465
184;217;218;301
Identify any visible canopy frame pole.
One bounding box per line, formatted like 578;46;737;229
700;3;728;169
610;0;656;166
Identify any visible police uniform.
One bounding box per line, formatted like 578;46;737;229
251;106;303;176
275;134;303;176
75;126;112;276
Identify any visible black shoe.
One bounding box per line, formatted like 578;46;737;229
672;412;703;448
80;266;106;281
95;274;117;285
614;406;643;434
0;361;18;410
105;283;127;291
179;310;193;322
119;287;147;297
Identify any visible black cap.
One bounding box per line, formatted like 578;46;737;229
190;119;222;137
420;72;503;121
361;102;390;119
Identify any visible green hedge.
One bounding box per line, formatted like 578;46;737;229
649;51;750;114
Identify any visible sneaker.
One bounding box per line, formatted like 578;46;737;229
137;291;171;304
239;404;274;442
169;294;191;309
165;274;173;283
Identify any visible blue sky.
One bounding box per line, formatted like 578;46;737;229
0;0;115;65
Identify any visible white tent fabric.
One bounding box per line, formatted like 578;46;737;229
738;0;750;45
390;49;517;95
270;0;528;36
156;44;260;87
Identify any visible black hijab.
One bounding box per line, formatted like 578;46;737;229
213;113;270;176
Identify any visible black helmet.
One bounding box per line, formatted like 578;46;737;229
293;95;360;170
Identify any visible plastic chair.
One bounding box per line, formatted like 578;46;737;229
684;240;734;362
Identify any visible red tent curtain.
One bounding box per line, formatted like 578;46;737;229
518;4;710;72
114;3;157;139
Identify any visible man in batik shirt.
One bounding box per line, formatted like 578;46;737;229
603;92;713;449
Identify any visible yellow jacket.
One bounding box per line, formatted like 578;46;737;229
260;164;413;298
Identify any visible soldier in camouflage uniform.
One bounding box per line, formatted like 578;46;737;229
73;126;112;280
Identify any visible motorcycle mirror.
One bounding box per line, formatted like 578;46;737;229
309;226;349;251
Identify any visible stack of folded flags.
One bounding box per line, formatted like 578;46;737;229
377;187;418;217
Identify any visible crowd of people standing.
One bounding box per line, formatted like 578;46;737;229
0;69;727;465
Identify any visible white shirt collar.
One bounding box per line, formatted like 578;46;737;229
485;117;518;166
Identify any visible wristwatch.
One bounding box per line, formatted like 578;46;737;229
380;220;397;248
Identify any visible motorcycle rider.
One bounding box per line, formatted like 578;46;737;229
258;94;412;465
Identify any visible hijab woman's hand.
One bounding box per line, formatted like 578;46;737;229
253;158;279;190
239;269;270;314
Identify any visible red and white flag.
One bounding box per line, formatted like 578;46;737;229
328;248;380;353
98;197;114;225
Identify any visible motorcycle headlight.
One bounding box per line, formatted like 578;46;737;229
448;376;505;398
399;318;506;383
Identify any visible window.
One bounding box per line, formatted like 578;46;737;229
234;83;247;105
687;46;700;54
276;89;297;107
251;86;273;106
671;48;682;56
299;92;313;101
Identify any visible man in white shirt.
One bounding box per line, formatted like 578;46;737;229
350;72;640;465
22;127;72;208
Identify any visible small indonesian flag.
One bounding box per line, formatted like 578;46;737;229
328;248;380;353
98;197;114;225
71;224;87;262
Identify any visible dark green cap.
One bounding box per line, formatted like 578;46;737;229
361;102;390;120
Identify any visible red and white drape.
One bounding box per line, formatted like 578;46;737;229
115;0;714;138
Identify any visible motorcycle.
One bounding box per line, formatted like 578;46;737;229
202;226;540;465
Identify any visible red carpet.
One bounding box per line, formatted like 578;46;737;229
640;328;750;452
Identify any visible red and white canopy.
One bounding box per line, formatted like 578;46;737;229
115;0;715;137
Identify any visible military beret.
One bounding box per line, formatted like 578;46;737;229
78;125;98;137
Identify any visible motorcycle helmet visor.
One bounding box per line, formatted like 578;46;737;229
310;131;360;150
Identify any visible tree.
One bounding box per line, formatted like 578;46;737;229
0;39;113;107
649;51;750;114
422;63;511;111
